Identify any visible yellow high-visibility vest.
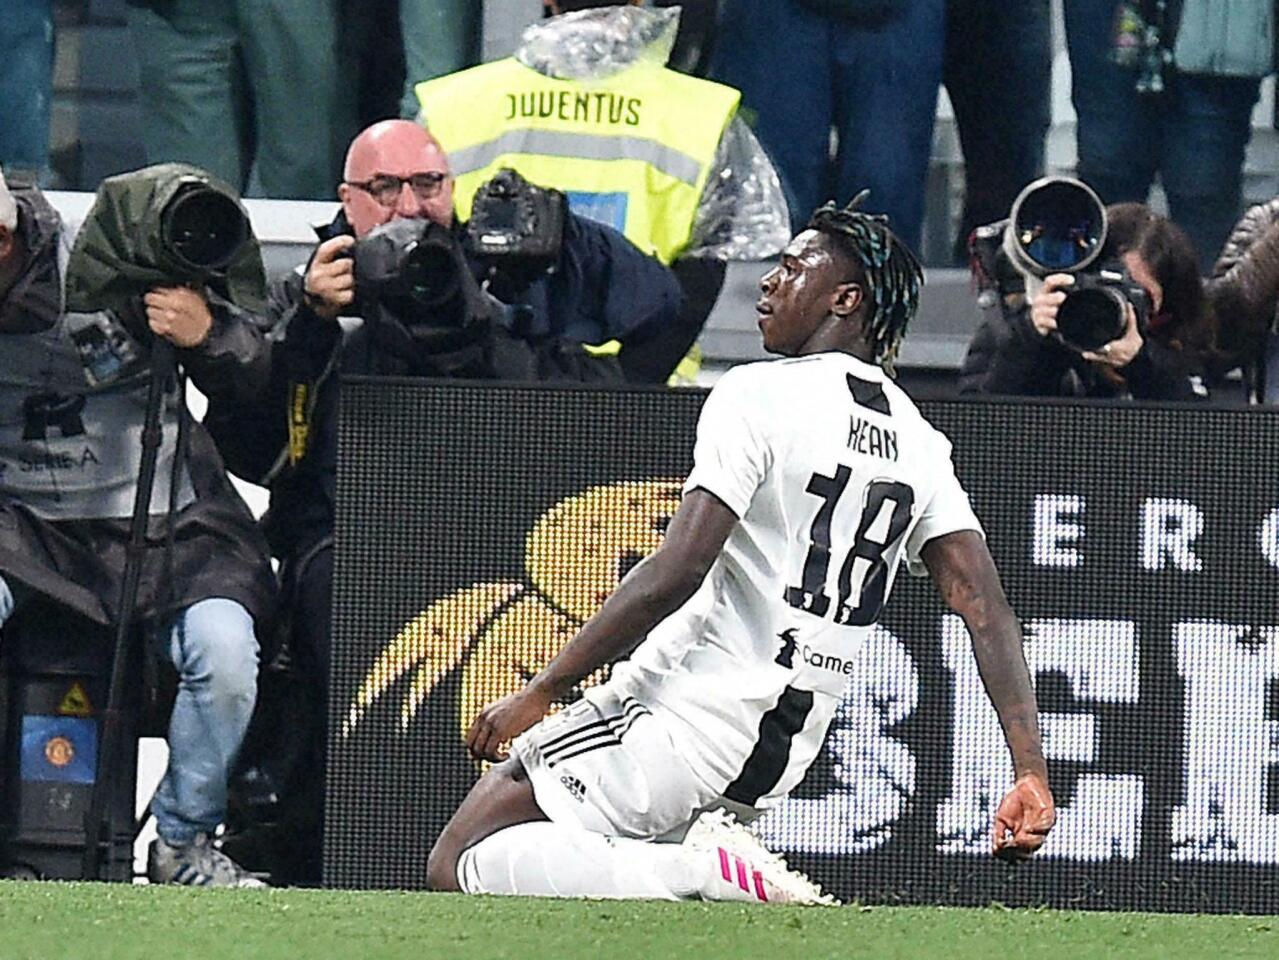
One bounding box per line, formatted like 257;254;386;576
417;57;740;266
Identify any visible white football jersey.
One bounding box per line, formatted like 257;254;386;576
608;352;982;809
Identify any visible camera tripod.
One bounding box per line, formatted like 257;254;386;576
81;337;175;881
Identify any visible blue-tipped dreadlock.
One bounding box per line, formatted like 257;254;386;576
808;191;923;372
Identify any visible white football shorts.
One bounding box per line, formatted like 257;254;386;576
512;683;720;841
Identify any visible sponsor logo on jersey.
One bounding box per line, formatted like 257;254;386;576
800;643;857;676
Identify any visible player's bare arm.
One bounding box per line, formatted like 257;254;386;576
921;529;1056;860
466;488;739;762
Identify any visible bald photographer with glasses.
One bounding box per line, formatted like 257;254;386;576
203;118;679;884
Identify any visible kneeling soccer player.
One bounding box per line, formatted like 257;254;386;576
426;197;1057;904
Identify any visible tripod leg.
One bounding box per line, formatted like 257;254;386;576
82;340;174;880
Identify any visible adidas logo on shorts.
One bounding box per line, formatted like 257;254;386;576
559;773;587;802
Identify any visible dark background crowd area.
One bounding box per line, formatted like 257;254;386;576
6;0;1279;402
21;1;1277;266
17;0;429;192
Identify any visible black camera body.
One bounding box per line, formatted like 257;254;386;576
466;168;566;269
972;176;1154;354
350;216;495;375
353;217;469;323
1056;262;1153;354
350;169;568;328
970;219;1027;307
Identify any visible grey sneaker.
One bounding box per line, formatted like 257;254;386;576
683;809;836;905
148;833;267;888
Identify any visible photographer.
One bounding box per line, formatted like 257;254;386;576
204;119;679;883
416;0;790;384
215;119;678;544
961;191;1212;402
0;169;274;886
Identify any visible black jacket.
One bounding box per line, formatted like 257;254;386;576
0;182;276;631
959;294;1206;401
205;209;680;559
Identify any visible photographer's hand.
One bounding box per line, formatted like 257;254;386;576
303;235;357;320
1029;274;1073;337
1082;302;1143;368
144;286;212;348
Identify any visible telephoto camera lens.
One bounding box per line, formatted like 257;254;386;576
1006;176;1107;277
160;180;251;274
398;242;458;309
1055;283;1127;353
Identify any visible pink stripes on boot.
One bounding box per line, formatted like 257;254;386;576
716;846;768;901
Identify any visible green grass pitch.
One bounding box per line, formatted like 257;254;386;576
0;883;1275;960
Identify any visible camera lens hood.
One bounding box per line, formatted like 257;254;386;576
355;218;464;316
1004;176;1107;278
1056;283;1127;353
159;178;251;274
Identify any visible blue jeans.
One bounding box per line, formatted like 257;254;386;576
712;0;945;250
0;0;54;174
1064;0;1261;271
149;597;259;845
0;577;13;625
0;582;258;847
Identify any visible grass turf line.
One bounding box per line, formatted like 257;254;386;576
0;883;1275;960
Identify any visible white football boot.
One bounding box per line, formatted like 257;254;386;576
682;809;837;906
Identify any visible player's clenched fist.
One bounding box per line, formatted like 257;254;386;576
303;234;357;319
992;772;1056;861
466;684;554;763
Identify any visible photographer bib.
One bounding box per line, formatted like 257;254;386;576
0;310;193;521
417;57;738;265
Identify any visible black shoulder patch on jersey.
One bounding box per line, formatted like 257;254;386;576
846;372;891;415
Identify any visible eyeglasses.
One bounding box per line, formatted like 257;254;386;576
346;172;449;207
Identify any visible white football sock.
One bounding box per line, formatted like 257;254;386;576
455;822;704;900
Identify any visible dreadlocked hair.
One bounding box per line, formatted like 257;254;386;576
808;192;923;372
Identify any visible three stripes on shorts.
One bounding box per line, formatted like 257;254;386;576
541;696;650;767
